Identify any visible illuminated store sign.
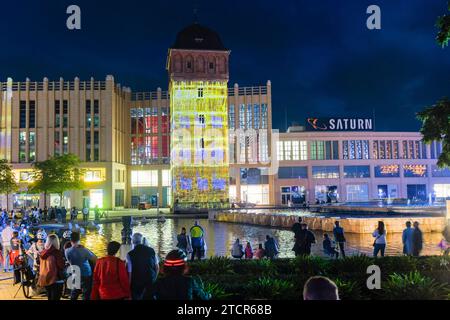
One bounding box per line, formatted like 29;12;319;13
306;118;374;131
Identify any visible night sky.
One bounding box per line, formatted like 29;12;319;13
1;0;449;132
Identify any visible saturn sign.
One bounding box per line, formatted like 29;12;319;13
306;117;374;131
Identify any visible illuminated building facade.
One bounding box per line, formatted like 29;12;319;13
167;24;230;210
276;129;449;205
0;76;130;209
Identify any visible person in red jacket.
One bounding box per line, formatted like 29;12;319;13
91;241;130;300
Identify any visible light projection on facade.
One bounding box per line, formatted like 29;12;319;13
170;81;229;208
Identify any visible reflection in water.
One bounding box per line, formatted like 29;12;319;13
82;219;444;259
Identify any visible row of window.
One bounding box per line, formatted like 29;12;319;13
229;104;268;130
277;140;443;161
372;140;429;160
277;165;450;179
19;100;100;129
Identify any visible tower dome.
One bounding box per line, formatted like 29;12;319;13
171;23;227;51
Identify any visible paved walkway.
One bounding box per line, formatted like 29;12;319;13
0;272;46;300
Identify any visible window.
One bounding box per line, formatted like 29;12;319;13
430;141;442;159
29;101;36;128
239;104;245;129
261;104;268;129
93;100;99;128
29;132;35;162
229;104;235;129
402;140;427;159
431;165;450;177
86;100;91;127
19;101;27;128
94;131;99;161
299;141;307;160
254;104;260;129
62;100;68;128
277;141;284;161
85;170;103;182
19;131;26;162
131;170;158;187
85;131;91;161
343;140;369;159
310;141;338;160
346;184;369;202
312;166;340;179
198;88;203;98
209;62;214;69
115;190;124;207
374;165;400;178
284;141;291;160
162;170;171;186
403;164;427;177
63;131;68;154
54;131;61;156
278;166;308;179
344;166;370;178
246;104;252;129
292;141;299;160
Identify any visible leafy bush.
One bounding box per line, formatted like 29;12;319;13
201;281;234;300
233;259;278;277
189;256;234;276
291;255;330;276
380;271;450;300
375;256;418;276
328;254;373;276
416;256;450;273
246;277;295;300
333;278;365;300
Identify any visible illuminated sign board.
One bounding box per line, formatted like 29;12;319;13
306;118;374;131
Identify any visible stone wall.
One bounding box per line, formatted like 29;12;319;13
210;211;447;234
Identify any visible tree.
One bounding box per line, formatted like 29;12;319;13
0;159;18;209
30;154;85;206
437;1;450;47
417;98;450;168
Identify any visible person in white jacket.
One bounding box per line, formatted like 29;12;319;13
1;222;14;271
372;221;387;257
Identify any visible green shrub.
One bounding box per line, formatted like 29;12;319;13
380;271;450;300
328;254;373;276
416;256;450;273
375;256;418;276
189;256;234;276
237;259;278;277
291;255;330;276
333;278;365;300
201;281;234;300
246;277;296;300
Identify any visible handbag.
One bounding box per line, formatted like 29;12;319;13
373;234;382;247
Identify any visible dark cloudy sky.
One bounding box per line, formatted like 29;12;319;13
0;0;449;131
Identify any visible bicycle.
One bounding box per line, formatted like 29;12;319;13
13;252;38;299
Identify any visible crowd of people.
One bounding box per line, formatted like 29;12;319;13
0;206;96;226
0;210;449;301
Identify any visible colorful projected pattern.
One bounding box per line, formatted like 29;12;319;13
170;81;229;208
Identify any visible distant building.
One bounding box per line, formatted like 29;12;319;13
0;23;448;210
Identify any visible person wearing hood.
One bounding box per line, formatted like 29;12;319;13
402;221;414;256
231;239;244;259
37;234;65;300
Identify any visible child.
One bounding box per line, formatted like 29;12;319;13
323;233;339;259
255;243;265;259
244;242;253;259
